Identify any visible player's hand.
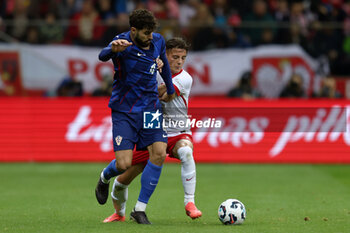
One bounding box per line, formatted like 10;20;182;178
160;92;176;102
156;58;164;73
158;84;166;97
111;39;132;53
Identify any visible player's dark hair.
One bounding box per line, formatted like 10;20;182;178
166;37;190;52
129;9;157;31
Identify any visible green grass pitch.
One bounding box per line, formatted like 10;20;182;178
0;163;349;233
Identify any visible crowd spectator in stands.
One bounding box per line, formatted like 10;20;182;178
227;71;261;99
0;0;7;19
97;0;115;20
273;0;289;21
179;0;199;27
227;28;251;48
210;0;229;26
313;76;342;98
64;0;105;46
40;12;64;44
24;25;41;44
98;12;129;46
186;1;234;50
287;22;309;46
227;0;252;17
210;0;233;48
58;0;82;20
149;0;180;40
5;0;31;41
91;74;113;97
147;0;179;20
2;0;350;83
289;1;309;37
56;77;83;97
273;0;290;44
279;73;306;98
243;0;276;46
302;19;343;76
188;3;215;50
0;0;348;53
26;0;58;20
111;0;129;14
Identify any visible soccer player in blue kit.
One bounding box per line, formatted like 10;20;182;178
95;9;175;224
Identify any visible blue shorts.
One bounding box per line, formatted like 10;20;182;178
111;110;167;151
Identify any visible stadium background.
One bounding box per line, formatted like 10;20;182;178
0;0;349;163
1;1;350;233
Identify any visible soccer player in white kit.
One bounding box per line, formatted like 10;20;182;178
102;37;202;223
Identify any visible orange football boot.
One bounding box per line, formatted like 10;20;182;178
185;202;202;219
103;213;126;223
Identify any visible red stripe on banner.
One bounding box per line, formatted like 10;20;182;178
0;97;349;163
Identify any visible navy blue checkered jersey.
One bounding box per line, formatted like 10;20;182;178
99;31;174;113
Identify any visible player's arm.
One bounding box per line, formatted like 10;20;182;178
158;82;181;97
156;57;163;73
160;58;175;102
156;59;167;97
158;84;167;97
159;74;192;99
158;37;175;102
174;75;192;96
99;39;132;62
158;61;176;103
159;79;189;101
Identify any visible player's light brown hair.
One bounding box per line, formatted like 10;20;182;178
129;9;157;31
166;37;190;52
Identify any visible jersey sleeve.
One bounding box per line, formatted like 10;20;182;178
173;74;193;96
156;72;164;85
98;35;124;61
158;36;175;95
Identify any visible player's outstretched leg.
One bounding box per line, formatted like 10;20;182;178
96;159;123;205
130;160;162;224
103;176;128;222
178;146;202;219
104;163;144;222
130;142;166;224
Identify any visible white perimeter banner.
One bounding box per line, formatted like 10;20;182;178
0;43;323;96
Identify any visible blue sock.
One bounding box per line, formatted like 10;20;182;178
102;159;121;181
138;160;163;204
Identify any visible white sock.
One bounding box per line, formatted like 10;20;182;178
111;177;128;216
177;146;196;206
100;170;109;184
134;201;147;212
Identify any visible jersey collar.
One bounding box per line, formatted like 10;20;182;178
172;69;183;78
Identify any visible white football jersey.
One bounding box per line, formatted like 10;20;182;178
157;69;193;136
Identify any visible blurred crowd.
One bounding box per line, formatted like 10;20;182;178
0;0;348;98
226;71;342;99
1;0;350;75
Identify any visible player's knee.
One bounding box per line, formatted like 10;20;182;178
151;149;166;163
176;140;191;148
154;151;167;161
115;161;130;172
177;146;193;163
152;144;166;156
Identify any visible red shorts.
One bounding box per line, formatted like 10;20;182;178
131;134;193;165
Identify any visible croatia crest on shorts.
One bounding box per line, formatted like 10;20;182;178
143;109;162;129
115;136;123;146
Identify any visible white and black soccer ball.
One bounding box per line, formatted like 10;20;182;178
218;199;246;225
